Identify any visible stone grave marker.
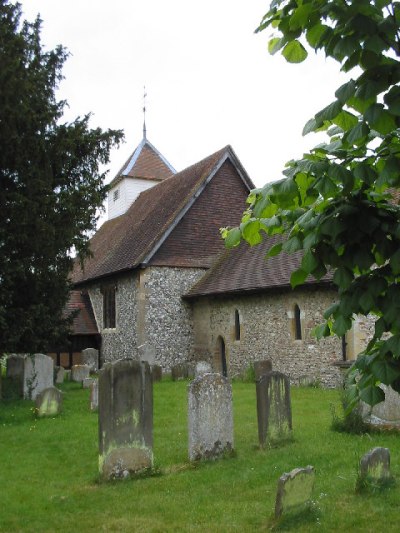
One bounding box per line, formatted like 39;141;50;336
256;371;292;447
254;359;272;381
23;354;54;400
361;385;400;428
54;366;65;384
194;361;212;378
151;364;162;382
172;363;189;381
275;466;315;518
6;355;25;396
90;380;98;411
71;364;90;383
360;447;391;484
81;348;99;373
188;373;234;461
82;377;95;389
35;387;63;417
98;359;153;479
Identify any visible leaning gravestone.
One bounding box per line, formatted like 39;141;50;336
89;380;98;411
361;385;400;428
194;361;212;378
81;348;99;373
254;359;272;381
275;466;315;518
360;447;391;484
256;371;292;447
188;373;234;461
35;387;63;417
98;359;153;479
71;364;90;383
172;363;189;381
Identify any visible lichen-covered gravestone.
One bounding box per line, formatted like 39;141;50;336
194;361;212;378
361;385;400;428
256;371;292;447
275;466;315;518
254;360;272;381
7;354;54;400
98;359;153;479
360;447;391;484
35;387;62;417
71;364;90;383
188;373;234;461
81;348;99;373
171;363;189;381
89;380;98;411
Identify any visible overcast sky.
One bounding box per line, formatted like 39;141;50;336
20;1;346;194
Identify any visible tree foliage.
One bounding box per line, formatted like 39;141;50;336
223;0;400;408
0;1;123;353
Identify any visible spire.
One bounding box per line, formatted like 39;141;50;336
143;85;147;140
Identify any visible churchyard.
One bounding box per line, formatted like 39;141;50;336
2;373;400;531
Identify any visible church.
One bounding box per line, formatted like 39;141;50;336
64;134;373;387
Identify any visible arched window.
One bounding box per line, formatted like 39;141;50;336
217;336;228;377
234;309;241;341
294;304;302;340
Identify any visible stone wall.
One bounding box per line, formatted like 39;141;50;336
145;266;205;371
192;286;375;388
88;272;139;363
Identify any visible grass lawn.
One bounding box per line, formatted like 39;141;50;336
1;380;400;532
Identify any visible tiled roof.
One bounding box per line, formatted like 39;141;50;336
72;146;252;285
110;138;176;187
66;291;98;335
184;234;333;299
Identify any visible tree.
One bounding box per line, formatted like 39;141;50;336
0;1;123;353
223;0;400;408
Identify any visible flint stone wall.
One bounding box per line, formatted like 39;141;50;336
195;286;375;388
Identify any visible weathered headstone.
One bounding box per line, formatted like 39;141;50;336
172;363;189;381
256;371;292;447
188;373;234;461
90;380;98;411
254;360;272;381
54;366;65;384
23;354;54;400
360;447;391;483
71;364;90;383
81;348;99;373
361;385;400;428
35;387;63;417
151;364;162;382
98;359;153;479
275;466;315;518
64;369;71;381
82;377;95;389
195;361;212;378
6;355;25;396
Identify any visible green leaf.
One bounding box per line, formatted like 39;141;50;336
314;175;338;198
371;358;400;385
359;385;385;407
282;235;302;253
332;314;352;337
289;3;313;30
224;227;241;248
385;335;400;357
266;242;283;258
301;249;319;274
290;268;308;288
313;322;331;339
365;103;397;135
353;162;376;185
315;100;343;123
302;117;318;135
332;110;358;131
241;220;262;246
282;40;308;63
390;248;400;274
268;37;285;55
333;267;353;289
346;122;369;145
323;302;339;319
306;23;329;48
335;79;356;103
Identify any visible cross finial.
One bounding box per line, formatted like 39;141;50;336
143;85;147;139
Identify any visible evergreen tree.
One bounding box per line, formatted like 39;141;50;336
0;1;123;353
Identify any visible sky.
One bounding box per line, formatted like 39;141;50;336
19;1;347;201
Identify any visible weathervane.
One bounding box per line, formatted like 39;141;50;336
143;85;147;139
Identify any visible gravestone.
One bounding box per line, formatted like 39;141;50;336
188;373;234;461
256;371;292;447
361;385;400;428
275;466;315;518
6;355;25;396
90;380;98;411
71;364;90;383
360;447;391;483
82;377;95;389
54;366;65;384
172;363;189;381
98;359;153;479
35;387;63;417
81;348;99;373
151;364;162;382
195;361;212;378
23;354;54;400
254;360;272;381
